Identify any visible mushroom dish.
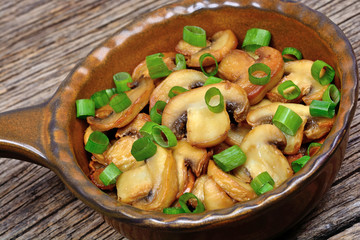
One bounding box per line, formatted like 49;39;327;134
76;26;339;214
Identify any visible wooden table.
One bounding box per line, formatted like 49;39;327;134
0;0;359;239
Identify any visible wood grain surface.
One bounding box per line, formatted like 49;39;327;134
0;0;359;239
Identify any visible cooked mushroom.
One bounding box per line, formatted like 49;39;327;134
176;30;238;67
190;175;208;203
218;47;284;105
115;113;151;138
87;76;154;131
203;177;234;210
267;60;328;104
132;145;178;211
162;82;249;148
83;126;109;165
283;116;307;155
239;124;293;187
304;116;336;141
149;69;207;109
225;123;252;147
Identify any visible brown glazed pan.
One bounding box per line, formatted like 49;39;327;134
0;0;358;239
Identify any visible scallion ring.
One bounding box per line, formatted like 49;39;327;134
213;145;246;172
307;142;323;156
113;72;133;92
163;207;186;214
109;92;132;113
178;193;205;213
146;53;172;79
168;86;188;98
272;105;303;136
322;84;340;107
250;171;275;195
248;63;271;85
85;131;109;154
291;155;311;173
282;47;303;62
150;100;167;124
99;163;122;186
277;80;301;100
183;26;206;47
139;121;159;140
76;99;95;118
199;53;218;77
174;53;186;71
131;136;157;161
105;88;117;98
152;125;177;148
311;60;335;85
205;87;224;113
242;28;271;52
91;90;110;109
309;100;335;118
204;76;223;86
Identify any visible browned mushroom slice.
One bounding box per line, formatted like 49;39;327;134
218;47;284;105
87;76;154;131
207;160;257;202
267;60;328;104
240;124;293;187
282;116;307;155
149;69;207;109
176;30;238;67
203;177;234;210
95;104;113;119
162;82;249;148
115;113;151;138
225;123;252;146
191;175;208;203
84;126;110;165
116;164;153;204
132;146;178;211
304;116;336;141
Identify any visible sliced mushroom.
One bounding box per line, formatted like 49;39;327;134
267;60;328;104
132;146;178;211
203;177;234;210
87;76;154;131
191;175;208;203
225;123;252;147
304;116;336;141
115;113;150;138
239;124;293;187
84;126;109;165
176;30;238;67
116;164;153;204
207;160;257;202
283;116;307;155
149;69;207;109
162;82;249;147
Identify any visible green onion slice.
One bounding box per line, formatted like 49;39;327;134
105;88;117;98
199;53;218;77
150;100;167;124
146;53;172;79
85;131;109;154
311;60;335;85
309;100;335;118
250;171;275;195
91;90;110;109
242;28;271;52
248;63;271;85
213;145;246;172
163;207;186;214
307;142;322;156
272;105;303;136
183;26;206;47
205;87;224;113
99;163;122;186
168;86;188;98
178;193;205;213
139;121;159;139
174;53;186;71
204;76;223;86
109;92;132;113
282;47;303;62
113;72;133;92
76;99;95;118
131;137;157;161
277;80;301;100
152;125;177;148
322;84;340;107
291;155;311;173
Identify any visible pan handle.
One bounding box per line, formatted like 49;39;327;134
0;102;50;168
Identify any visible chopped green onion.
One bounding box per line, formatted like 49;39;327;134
183;26;206;47
272;105;303;136
76;99;95;118
282;47;303;62
307;142;322;156
105;88;117;98
277;80;301;100
322;84;340;107
85;131;109;154
168;86;188;98
205;87;224;113
131;137;157;161
242;28;271;52
311;60;335;85
99;162;122;186
146;53;172;79
113;72;133;92
204;76;223;86
139;121;159;139
213;145;246;172
174;53;186;71
109;92;132;113
250;171;275;195
291;155;311;173
91;90;110;109
163;207;186;214
309;100;335;118
199;53;218;77
152;125;177;148
248;63;271;85
150;100;167;124
178;193;205;213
